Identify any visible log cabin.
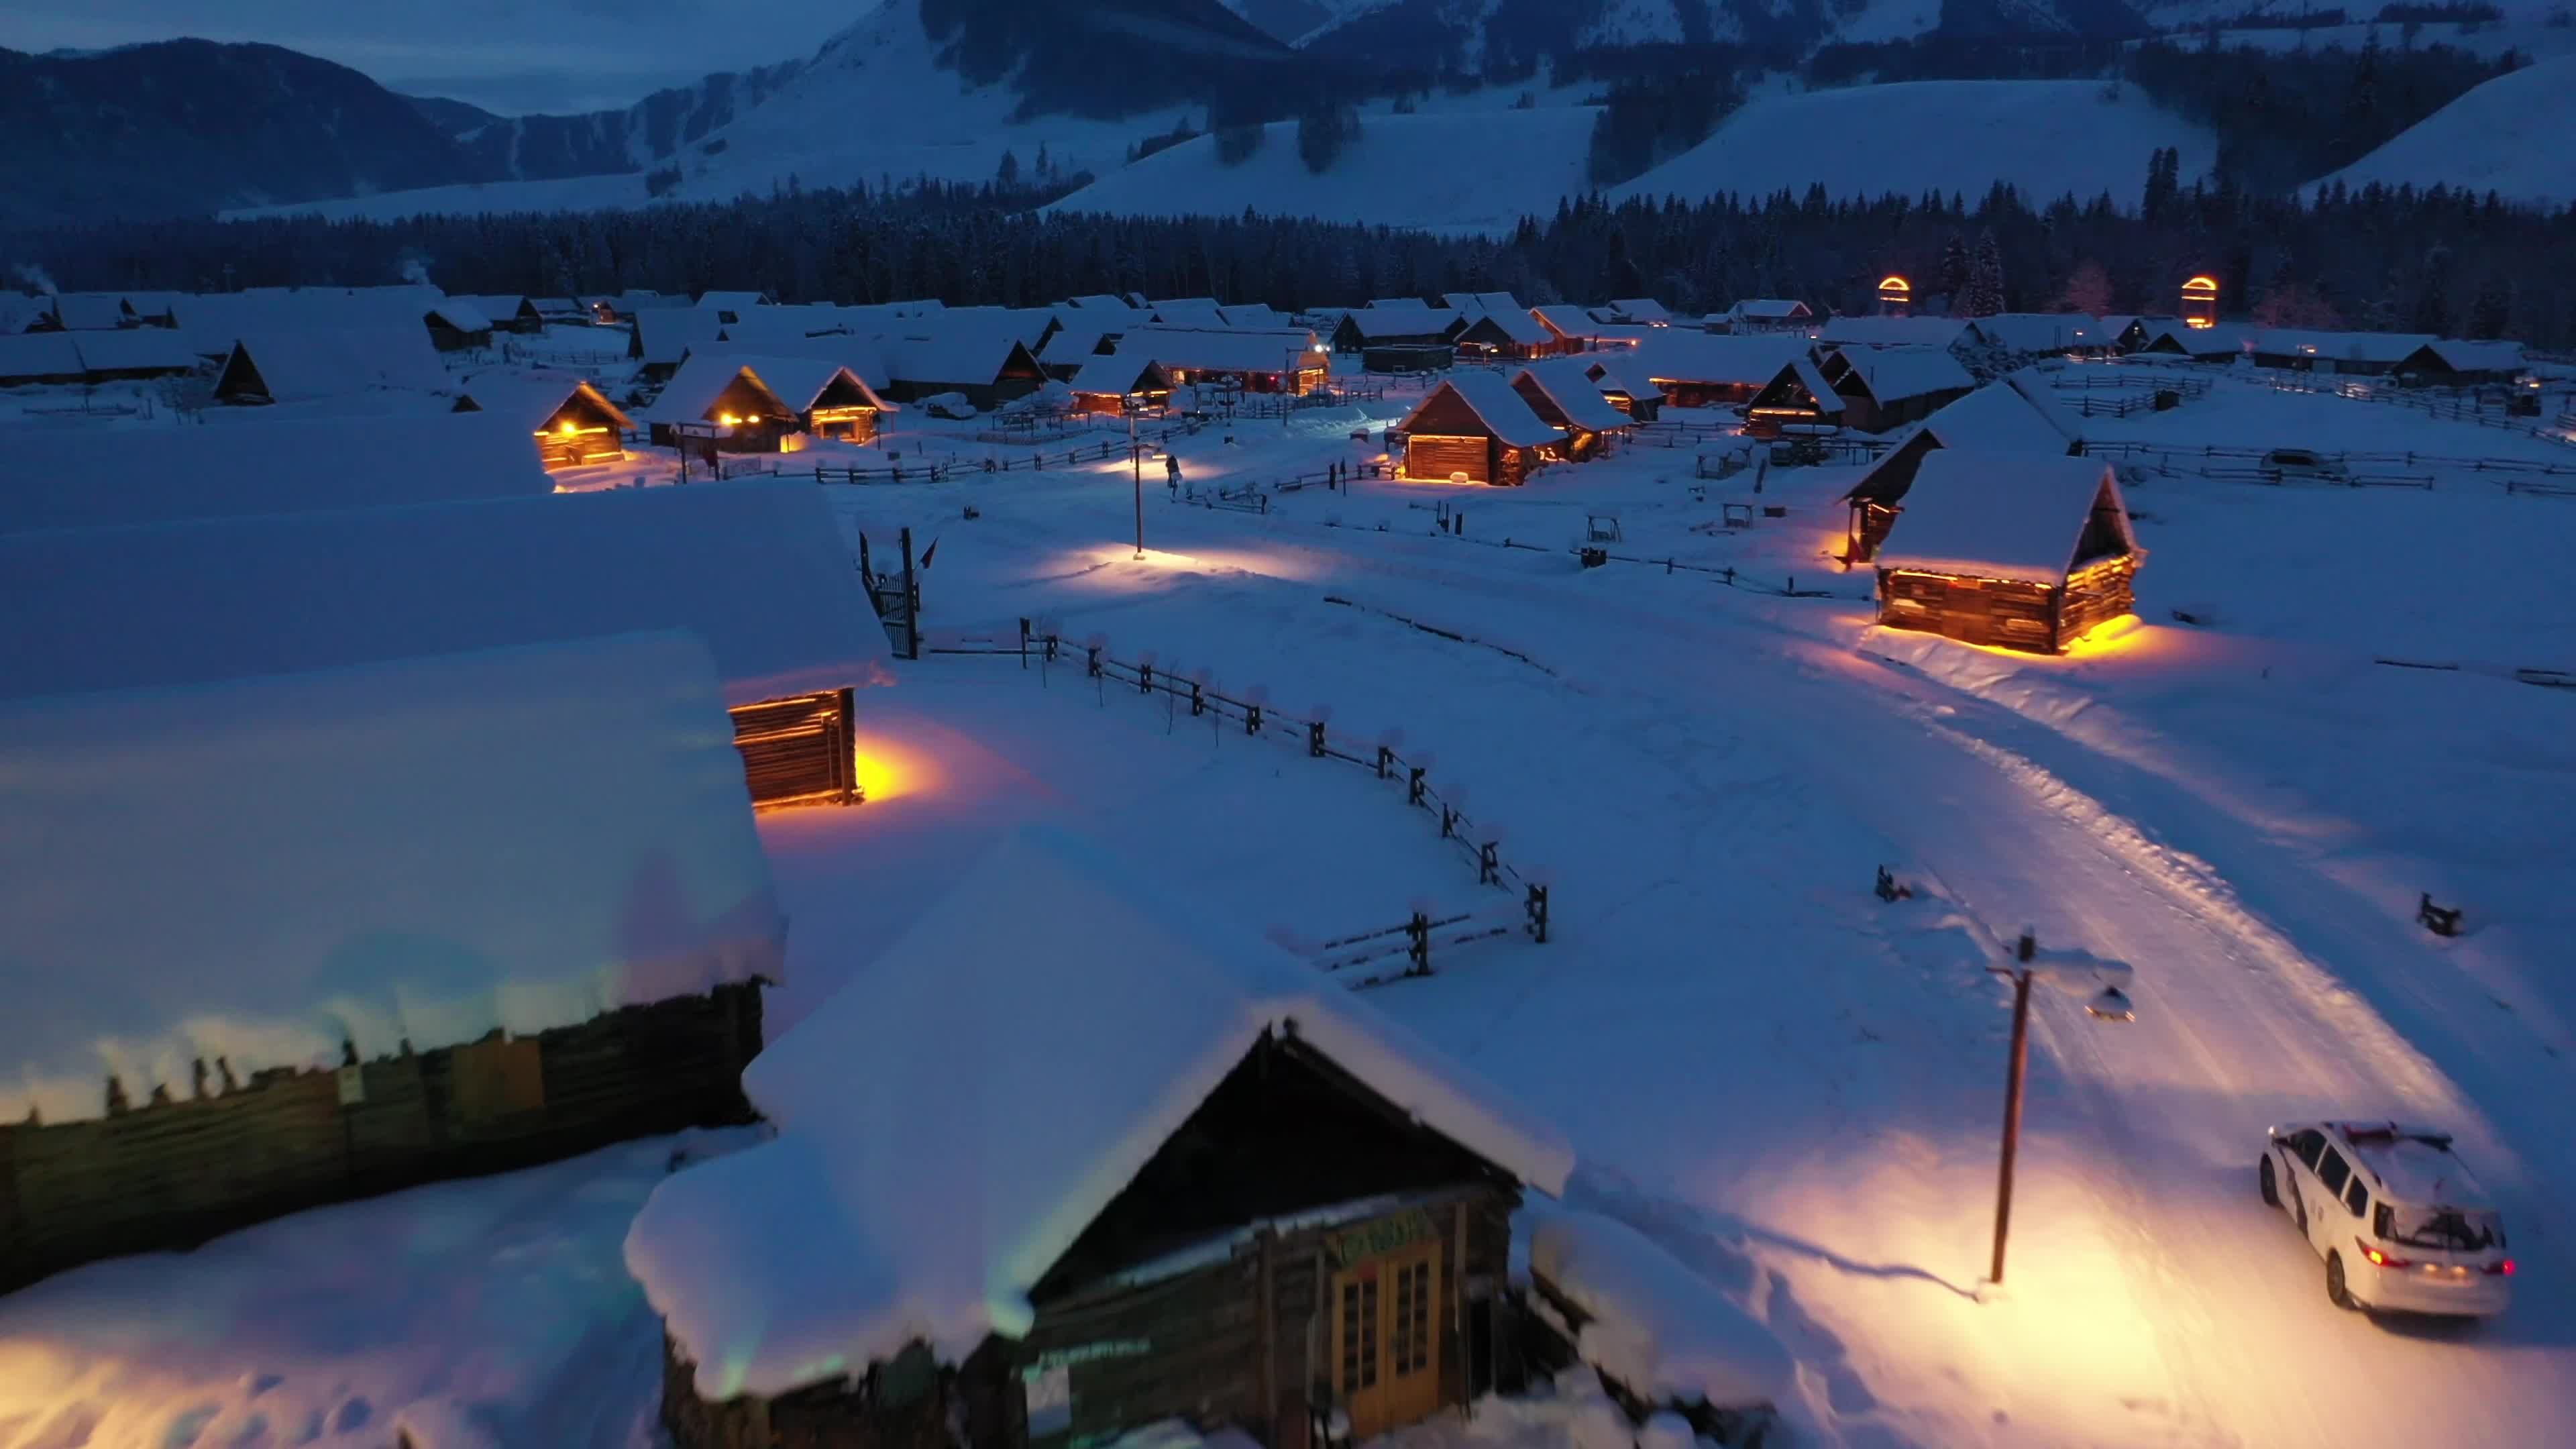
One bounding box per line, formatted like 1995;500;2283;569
2132;321;2247;362
1817;345;1977;433
1509;358;1633;461
1841;376;2085;564
1451;307;1556;362
424;299;496;352
1580;352;1665;422
1625;333;1809;411
1329;302;1460;362
459;376;637;470
877;325;1051;410
645;356;804;452
2399;338;2528;386
1966;314;2106;360
1529;305;1605;354
213;327;457;408
1743;356;1847;437
1873;451;2143;655
1067;353;1174;414
2247;328;2436;376
1113;326;1330;395
1593;299;1673;327
0;629;783;1295
1712;299;1812;333
1393;370;1566;486
626;825;1573;1449
630;307;726;382
0;480;896;810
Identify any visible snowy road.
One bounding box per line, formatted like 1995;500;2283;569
996;497;2576;1447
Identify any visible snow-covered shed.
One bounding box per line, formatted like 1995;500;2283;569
1819;344;1978;433
1328;301;1460;366
1452;303;1556;360
1841;374;2085;561
1714;299;1813;333
1395;369;1565;486
0;412;555;536
1874;450;2143;654
2247;327;2434;375
643;355;803;452
1594;299;1674;327
1511;357;1632;458
0;330;86;386
1112;325;1330;394
1626;333;1809;409
0;629;782;1293
696;290;774;324
626;825;1572;1447
1580;350;1666;421
630;306;726;380
1532;304;1605;352
875;324;1050;409
213;327;455;407
423;298;496;352
1743;356;1847;437
2411;338;2527;385
458;374;636;468
2134;321;2247;362
1067;352;1175;413
0;480;894;806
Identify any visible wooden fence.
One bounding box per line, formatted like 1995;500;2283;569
2251;369;2576;449
2081;439;2576;493
923;622;1550;987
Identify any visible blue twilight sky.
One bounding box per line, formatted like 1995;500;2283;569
0;1;875;115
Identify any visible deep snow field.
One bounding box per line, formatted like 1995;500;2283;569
4;360;2575;1448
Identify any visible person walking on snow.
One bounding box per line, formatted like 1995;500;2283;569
1165;453;1181;490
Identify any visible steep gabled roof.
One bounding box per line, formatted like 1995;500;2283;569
1218;303;1288;329
1399;368;1565;449
0;629;784;1128
742;355;891;413
1513;358;1632;434
1604;298;1673;324
632;306;725;366
1726;299;1811;321
1112;325;1326;375
696;290;772;313
461;375;637;435
1582;350;1662;400
1875;451;2136;585
877;324;1046;388
47;292;129;330
1531;305;1601;341
1147;300;1228;329
219;327;453;405
1067;352;1172;396
1038;326;1110;366
1970;313;2106;355
1843;376;2084;503
645;354;796;425
1339;301;1458;339
1457;308;1551;347
720;304;853;346
697;333;893;389
624;824;1572;1398
1630;332;1809;386
2248;327;2436;364
1;480;895;708
1818;315;1972;350
2425;337;2526;373
1831;345;1976;406
0;331;87;382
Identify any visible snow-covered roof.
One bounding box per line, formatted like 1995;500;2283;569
2139;321;2248;356
425;299;494;333
696;290;771;313
720;305;851;345
697;333;894;390
172;288;447;357
1785;357;1844;413
451;294;529;319
221;327;453;404
1532;305;1602;341
48;292;129;330
1218;303;1287;329
1970;313;2106;355
1530;1210;1796;1409
1148;301;1228;329
0;480;896;708
0;413;553;536
0;629;784;1128
1927;376;2084;451
1725;299;1810;321
745;355;888;413
2426;338;2524;373
1113;325;1325;375
633;307;725;366
1067;352;1168;396
1582;351;1662;399
70;327;199;374
1818;315;1971;350
0;330;85;382
624;825;1572;1398
1458;307;1552;347
1443;291;1524;315
645;355;794;425
1401;368;1566;449
1631;332;1809;386
1514;358;1632;434
1831;345;1976;405
877;324;1044;388
1874;450;2134;585
2249;328;2436;364
1067;294;1138;312
1339;301;1458;339
1604;299;1673;324
460;375;635;435
1038;326;1108;366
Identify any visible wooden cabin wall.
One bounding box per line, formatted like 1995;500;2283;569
1877;570;2059;653
2056;557;2138;645
0;984;763;1294
665;1336;1016;1449
1019;1251;1265;1444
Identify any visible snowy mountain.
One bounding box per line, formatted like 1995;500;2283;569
445;57;816;184
2308;54;2576;209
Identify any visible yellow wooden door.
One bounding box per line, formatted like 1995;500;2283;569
1330;1241;1442;1438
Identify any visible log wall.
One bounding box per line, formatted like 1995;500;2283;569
0;983;762;1293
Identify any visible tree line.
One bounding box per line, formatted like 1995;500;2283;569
7;170;2570;346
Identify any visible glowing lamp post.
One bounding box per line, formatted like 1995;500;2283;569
1126;396;1145;559
2181;275;2220;329
1988;930;2137;1288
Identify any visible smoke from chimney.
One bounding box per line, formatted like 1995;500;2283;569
13;264;58;296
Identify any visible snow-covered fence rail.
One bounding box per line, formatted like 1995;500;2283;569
2082;439;2576;490
814;460;956;485
2374;657;2576;690
2250;369;2574;448
1627;419;1741;449
923;619;1552;987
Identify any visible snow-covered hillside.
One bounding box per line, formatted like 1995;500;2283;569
2308;55;2576;209
1615;79;2215;207
1044;107;1597;233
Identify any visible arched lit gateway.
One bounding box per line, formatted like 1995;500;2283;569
2182;274;2220;329
1878;275;1913;317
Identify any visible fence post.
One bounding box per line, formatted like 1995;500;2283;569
1307;720;1327;759
899;528;921;662
1246;702;1263;736
1407;912;1432;976
1087;645;1103;679
1409;765;1428;806
1138;662;1154;696
1190;683;1205;717
1440;802;1457;839
1376;745;1395;780
1479;841;1499;885
1525;883;1550;944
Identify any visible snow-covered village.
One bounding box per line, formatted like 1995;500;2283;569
3;3;2576;1449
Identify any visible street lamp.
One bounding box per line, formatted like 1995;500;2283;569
1988;929;2135;1288
1126;393;1144;559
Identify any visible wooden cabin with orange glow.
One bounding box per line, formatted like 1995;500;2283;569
1393;371;1566;486
460;376;634;470
645;356;804;452
1509;358;1633;462
1872;451;2143;655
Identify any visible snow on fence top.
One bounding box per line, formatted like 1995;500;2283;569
1529;1210;1797;1410
0;412;554;536
1872;451;2134;586
0;479;894;706
0;629;784;1127
625;824;1574;1399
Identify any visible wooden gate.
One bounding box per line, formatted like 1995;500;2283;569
729;689;857;807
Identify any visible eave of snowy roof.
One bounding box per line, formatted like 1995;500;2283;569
1514;358;1632;434
1874;450;2133;586
1067;352;1166;395
1631;332;1809;386
1402;368;1565;449
48;292;128;330
0;629;784;1128
1039;327;1109;364
623;824;1572;1400
645;354;793;425
1531;305;1601;339
1729;299;1809;319
0;480;896;708
1833;345;1974;405
426;299;495;333
634;307;726;365
1606;299;1672;323
72;328;199;373
225;327;453;403
1921;378;2082;453
462;375;635;435
2427;338;2524;372
1818;316;1970;349
697;334;893;390
1460;309;1550;346
1114;325;1324;374
0;331;85;381
1341;302;1458;338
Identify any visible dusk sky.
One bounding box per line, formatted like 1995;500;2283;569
0;1;875;114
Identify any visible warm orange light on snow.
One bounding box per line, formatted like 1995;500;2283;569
849;735;942;802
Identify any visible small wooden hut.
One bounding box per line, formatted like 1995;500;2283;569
1066;353;1174;415
460;376;636;469
1743;357;1846;437
627;826;1573;1449
1841;376;2084;564
1873;451;2143;655
630;307;725;382
646;356;802;452
0;629;782;1295
1393;371;1565;486
1510;358;1632;462
1580;352;1664;421
424;299;496;352
1817;345;1976;433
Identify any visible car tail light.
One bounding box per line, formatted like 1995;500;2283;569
2485;1260;2515;1277
2359;1240;2410;1269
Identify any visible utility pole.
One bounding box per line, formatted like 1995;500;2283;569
1985;928;2135;1288
1126;398;1144;559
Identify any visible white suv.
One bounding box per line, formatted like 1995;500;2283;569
2261;1122;2514;1318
